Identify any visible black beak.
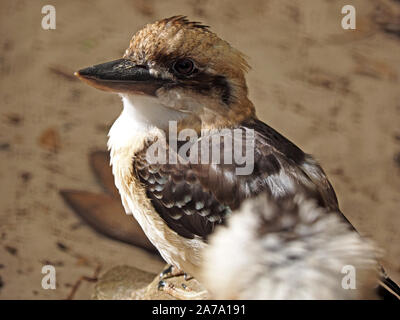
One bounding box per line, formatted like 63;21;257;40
75;59;166;96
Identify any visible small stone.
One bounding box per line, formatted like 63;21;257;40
56;242;69;252
5;113;23;126
0;143;10;151
38;128;61;153
394;152;400;168
20;172;32;183
4;246;17;256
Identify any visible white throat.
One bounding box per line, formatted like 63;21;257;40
120;94;187;130
108;94;186;151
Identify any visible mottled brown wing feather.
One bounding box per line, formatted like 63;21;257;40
246;119;339;211
134;118;339;240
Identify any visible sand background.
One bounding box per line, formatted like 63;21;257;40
0;0;399;299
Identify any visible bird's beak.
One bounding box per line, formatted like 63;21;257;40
75;59;166;96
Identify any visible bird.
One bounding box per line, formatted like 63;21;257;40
75;16;400;299
203;192;381;299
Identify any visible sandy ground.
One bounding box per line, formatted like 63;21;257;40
0;0;399;299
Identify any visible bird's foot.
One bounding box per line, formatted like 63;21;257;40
159;265;184;280
184;273;193;281
158;280;208;300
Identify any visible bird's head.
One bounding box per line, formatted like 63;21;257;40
75;16;255;130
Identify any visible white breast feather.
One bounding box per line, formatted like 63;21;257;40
107;94;206;275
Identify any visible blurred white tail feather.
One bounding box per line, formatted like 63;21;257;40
202;194;381;299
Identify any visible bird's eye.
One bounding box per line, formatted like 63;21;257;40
172;58;195;76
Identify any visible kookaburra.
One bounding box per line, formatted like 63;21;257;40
75;16;399;299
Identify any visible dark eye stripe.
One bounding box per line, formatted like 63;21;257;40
154;53;233;105
212;75;231;105
166;72;232;105
190;73;232;105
